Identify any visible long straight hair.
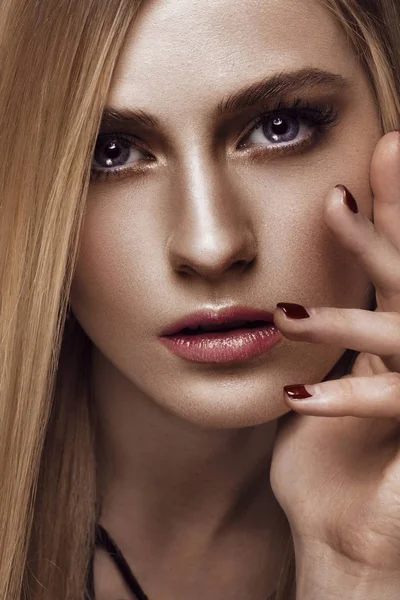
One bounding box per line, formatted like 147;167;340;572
0;1;398;598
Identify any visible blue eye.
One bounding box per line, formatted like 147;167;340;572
239;101;338;154
248;113;305;145
92;135;147;170
90;99;339;182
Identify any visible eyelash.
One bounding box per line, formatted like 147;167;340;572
90;97;339;182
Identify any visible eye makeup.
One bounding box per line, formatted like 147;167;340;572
90;96;340;183
235;96;339;162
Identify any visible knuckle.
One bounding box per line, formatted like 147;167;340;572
384;372;400;394
356;223;380;258
330;307;346;323
341;376;355;400
319;307;346;331
390;313;400;341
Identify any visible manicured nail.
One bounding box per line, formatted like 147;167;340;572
276;303;310;319
284;384;313;400
335;184;358;214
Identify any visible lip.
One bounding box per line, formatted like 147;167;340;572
159;306;283;364
161;306;276;336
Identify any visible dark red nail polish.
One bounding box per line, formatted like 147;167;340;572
276;303;310;319
335;184;358;214
284;384;313;400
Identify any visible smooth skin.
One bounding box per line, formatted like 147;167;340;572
68;0;394;597
271;132;400;598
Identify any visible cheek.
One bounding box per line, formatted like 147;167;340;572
246;143;374;307
71;123;376;348
69;195;162;345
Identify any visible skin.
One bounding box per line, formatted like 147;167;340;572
271;132;400;600
68;0;384;597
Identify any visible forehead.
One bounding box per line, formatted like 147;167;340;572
108;0;363;111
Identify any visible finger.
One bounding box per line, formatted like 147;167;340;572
370;131;400;249
274;304;400;358
283;372;400;420
322;184;400;300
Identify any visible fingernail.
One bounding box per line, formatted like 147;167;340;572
335;184;358;214
276;303;310;319
284;384;313;400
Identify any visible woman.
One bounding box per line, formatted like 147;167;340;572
0;0;399;598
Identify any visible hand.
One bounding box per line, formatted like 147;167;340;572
270;131;400;585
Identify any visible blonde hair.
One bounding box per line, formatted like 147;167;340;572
0;1;398;598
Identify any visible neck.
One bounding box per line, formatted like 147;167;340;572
92;347;290;595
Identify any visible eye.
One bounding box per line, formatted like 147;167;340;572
241;111;313;150
91;134;154;179
248;113;309;145
237;101;338;156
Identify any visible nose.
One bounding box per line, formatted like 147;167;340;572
167;158;257;282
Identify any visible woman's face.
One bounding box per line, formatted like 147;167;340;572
70;0;381;428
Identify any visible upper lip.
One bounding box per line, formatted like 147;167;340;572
161;306;275;336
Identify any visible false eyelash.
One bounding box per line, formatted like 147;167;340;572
90;138;155;183
263;96;338;127
90;97;340;182
239;96;339;147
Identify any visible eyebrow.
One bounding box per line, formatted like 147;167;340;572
217;68;349;115
100;67;350;130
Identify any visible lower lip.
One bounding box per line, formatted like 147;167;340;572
159;323;282;364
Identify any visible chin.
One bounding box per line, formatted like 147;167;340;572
144;345;343;429
151;379;293;429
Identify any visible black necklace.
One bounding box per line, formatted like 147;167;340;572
94;524;149;599
92;523;277;600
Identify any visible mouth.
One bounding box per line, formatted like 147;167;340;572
159;307;282;364
177;319;270;335
161;307;275;337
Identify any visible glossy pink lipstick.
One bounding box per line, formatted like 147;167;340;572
159;307;283;364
